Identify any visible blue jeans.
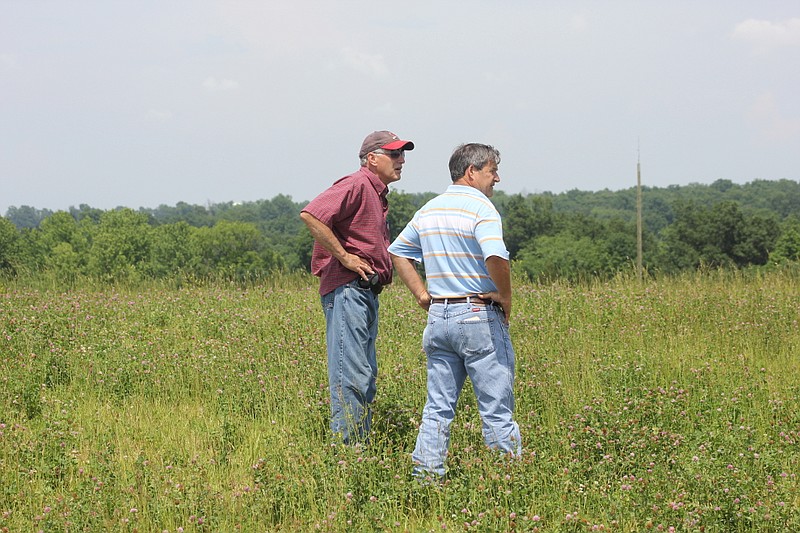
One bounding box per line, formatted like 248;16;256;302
321;279;379;445
413;302;521;478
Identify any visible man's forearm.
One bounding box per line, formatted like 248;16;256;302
301;211;373;278
300;212;346;261
390;253;430;309
484;255;512;321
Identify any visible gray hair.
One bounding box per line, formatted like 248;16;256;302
448;143;501;181
360;148;387;167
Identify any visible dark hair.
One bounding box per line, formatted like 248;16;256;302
448;143;501;181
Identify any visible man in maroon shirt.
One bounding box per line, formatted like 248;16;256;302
301;130;414;445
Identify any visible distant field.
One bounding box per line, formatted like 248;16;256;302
1;271;799;532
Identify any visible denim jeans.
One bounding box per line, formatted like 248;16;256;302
413;302;521;478
321;279;379;445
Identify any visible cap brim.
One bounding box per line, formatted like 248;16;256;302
381;140;414;151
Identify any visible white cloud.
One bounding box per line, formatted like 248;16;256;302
145;109;173;123
570;12;589;33
0;53;17;68
732;18;800;51
373;102;396;114
748;92;800;142
339;47;388;77
202;77;240;92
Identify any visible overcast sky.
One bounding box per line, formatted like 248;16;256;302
2;1;798;215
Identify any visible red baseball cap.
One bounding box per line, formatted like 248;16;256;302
359;131;415;158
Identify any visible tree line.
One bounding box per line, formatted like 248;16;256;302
2;179;800;285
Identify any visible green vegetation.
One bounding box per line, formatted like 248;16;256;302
2;270;799;531
3;179;800;285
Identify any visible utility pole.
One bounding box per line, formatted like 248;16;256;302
636;141;643;282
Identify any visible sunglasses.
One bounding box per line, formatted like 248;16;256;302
374;149;404;159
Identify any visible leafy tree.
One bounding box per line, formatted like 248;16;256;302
0;217;22;275
5;180;800;284
657;199;716;272
735;212;780;266
515;233;609;283
386;190;435;241
144;201;215;227
708;201;746;266
87;209;153;282
562;212;608;242
293;227;315;272
642;194;674;234
656;199;780;272
386;191;417;242
147;221;197;279
653;233;700;275
4;205;54;229
769;217;800;264
38;211;91;275
174;201;216;226
191;220;283;280
710;178;735;193
603;217;640;272
771;230;800;264
739;179;800;218
49;242;82;284
502;194;555;259
69;204;104;224
258;195;306;234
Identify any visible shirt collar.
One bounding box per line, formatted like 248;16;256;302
446;183;488;200
360;166;389;198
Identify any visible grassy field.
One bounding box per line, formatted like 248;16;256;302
1;270;799;532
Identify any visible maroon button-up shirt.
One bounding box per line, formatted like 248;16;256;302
302;167;392;296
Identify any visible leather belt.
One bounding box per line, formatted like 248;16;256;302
429;297;495;306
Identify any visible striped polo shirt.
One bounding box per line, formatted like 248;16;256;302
388;184;509;298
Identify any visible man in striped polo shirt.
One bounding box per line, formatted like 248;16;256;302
388;142;521;479
301;130;414;445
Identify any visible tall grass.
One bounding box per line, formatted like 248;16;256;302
1;270;799;531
